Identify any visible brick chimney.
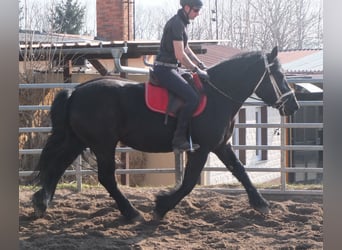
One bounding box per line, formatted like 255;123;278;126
96;0;134;41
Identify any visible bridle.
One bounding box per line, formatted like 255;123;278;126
206;54;294;110
253;55;294;109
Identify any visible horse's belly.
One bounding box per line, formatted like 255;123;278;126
121;136;173;153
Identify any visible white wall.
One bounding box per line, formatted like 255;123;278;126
203;106;282;185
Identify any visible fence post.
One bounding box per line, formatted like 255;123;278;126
280;116;286;192
125;152;130;186
76;155;82;192
174;152;184;186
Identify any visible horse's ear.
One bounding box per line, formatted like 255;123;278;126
270;46;278;60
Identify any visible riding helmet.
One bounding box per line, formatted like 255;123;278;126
180;0;203;8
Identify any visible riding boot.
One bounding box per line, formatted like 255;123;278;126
172;121;200;153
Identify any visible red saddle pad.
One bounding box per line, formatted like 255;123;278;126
145;73;207;117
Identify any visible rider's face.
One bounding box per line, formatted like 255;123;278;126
185;6;201;20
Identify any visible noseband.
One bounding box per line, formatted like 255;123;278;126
253;55;294;109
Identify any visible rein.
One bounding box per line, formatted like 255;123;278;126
205;78;244;104
205;56;268;104
206;54;294;107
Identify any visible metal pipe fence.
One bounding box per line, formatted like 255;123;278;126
19;80;323;195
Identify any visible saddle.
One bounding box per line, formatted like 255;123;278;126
145;69;207;124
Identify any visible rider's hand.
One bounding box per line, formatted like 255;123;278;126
193;66;210;81
197;61;208;70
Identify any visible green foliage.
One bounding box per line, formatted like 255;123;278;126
51;0;86;34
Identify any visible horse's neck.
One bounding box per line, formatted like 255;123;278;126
207;54;263;103
209;80;254;105
204;82;243;122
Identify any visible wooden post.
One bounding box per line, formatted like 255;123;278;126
87;59;109;76
63;59;72;83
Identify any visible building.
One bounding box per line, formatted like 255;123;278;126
280;49;323;184
198;47;323;186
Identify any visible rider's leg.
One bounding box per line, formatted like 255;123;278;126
172;103;200;152
153;66;200;152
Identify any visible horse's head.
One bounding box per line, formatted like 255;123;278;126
254;46;299;116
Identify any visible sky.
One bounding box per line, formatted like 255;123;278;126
21;0;172;35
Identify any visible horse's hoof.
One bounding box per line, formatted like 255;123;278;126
252;198;271;214
33;205;45;218
32;192;48;218
152;207;170;222
249;191;271;215
131;213;145;223
254;205;271;215
33;203;47;218
124;209;145;223
152;211;163;221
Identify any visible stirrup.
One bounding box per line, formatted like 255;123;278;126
173;136;200;153
188;135;199;152
173;143;200;153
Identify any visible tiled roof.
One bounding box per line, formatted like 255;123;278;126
197;45;242;67
198;45;322;75
279;50;323;74
277;49;319;64
19;30;94;44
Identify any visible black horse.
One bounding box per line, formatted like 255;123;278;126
32;46;299;220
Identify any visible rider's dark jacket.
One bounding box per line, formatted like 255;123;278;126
156;9;190;64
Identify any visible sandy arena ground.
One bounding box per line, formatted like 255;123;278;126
19;186;323;249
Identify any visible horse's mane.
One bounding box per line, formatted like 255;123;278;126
208;51;261;75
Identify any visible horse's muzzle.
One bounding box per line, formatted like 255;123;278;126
277;94;300;116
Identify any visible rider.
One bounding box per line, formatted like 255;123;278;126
153;0;209;153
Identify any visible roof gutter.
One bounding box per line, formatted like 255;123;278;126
19;46;150;75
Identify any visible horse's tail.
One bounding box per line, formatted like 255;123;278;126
50;90;69;134
31;90;85;186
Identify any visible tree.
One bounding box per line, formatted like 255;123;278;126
134;0;323;50
51;0;85;34
19;0;24;29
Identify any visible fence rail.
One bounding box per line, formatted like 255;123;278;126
19;80;323;195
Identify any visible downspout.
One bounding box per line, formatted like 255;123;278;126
111;46;149;74
143;55;154;67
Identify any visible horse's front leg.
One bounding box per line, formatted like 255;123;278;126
154;149;209;219
213;143;270;214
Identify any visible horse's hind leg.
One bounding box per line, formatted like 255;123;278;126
94;148;141;221
213;143;270;214
32;133;85;218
